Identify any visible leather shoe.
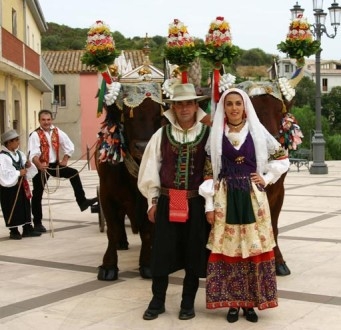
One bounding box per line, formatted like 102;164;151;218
226;307;239;323
179;307;195;320
80;197;98;212
22;225;42;237
242;308;258;323
276;262;291;276
142;306;165;320
34;224;47;233
10;231;22;240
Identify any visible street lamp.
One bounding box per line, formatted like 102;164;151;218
51;100;59;119
290;1;341;174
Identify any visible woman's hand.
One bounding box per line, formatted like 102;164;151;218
250;172;265;187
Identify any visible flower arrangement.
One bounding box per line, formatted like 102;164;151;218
81;20;119;81
201;16;239;68
279;113;303;150
81;20;121;116
200;16;239;104
277;15;320;67
164;19;198;82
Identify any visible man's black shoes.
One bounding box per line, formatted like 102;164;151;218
10;231;22;240
80;197;98;212
179;307;195;320
34;224;47;233
22;224;42;237
142;306;165;320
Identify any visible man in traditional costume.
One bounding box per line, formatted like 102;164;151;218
0;129;41;239
28;110;97;233
138;83;212;321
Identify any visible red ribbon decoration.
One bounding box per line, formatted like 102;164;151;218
213;68;220;103
22;178;32;200
181;71;189;84
101;71;112;84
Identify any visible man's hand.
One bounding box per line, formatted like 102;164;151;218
147;205;157;223
33;156;47;172
19;169;27;177
206;211;215;225
59;155;70;167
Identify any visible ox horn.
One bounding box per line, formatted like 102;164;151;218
288;66;304;88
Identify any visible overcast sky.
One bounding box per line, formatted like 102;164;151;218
38;0;340;60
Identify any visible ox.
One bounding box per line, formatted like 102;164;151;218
96;82;164;281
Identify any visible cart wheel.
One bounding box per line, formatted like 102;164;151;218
97;186;106;232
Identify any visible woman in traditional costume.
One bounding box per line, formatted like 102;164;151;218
199;88;289;323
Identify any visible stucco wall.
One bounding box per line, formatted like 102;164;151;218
80;73;105;169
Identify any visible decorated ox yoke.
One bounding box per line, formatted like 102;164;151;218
97;82;164;168
115;82;163;110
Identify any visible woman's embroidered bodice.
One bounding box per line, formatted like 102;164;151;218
219;132;256;191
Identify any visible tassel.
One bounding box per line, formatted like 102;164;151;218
129;108;134;118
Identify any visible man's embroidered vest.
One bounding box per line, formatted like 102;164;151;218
36;127;60;163
159;124;209;190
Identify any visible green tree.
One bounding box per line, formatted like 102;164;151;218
291;105;332;159
237;48;273;66
42;35;63;50
327;134;341;160
293;76;315;109
322;86;341;132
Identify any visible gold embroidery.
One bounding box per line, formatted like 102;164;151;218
235;156;245;164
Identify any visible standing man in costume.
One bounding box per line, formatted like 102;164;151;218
0;129;41;239
28;110;97;233
138;83;212;321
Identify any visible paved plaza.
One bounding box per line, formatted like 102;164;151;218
0;160;340;329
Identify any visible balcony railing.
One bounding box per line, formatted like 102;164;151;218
0;27;53;92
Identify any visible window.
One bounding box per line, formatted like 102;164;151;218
322;78;328;92
285;64;290;73
54;85;66;107
12;9;17;37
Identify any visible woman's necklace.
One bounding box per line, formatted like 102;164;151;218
228;120;245;130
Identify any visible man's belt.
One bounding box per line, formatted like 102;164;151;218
160;187;199;199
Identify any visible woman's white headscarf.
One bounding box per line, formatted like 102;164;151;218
209;88;280;181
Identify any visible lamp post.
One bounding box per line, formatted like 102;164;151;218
290;1;341;174
51;100;59;120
